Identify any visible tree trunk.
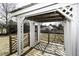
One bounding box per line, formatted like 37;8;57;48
1;28;3;34
5;6;9;35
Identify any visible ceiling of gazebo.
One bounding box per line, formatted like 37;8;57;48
26;11;65;22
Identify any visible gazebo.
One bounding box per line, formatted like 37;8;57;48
10;3;79;56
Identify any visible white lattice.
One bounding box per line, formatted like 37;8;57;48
57;5;73;20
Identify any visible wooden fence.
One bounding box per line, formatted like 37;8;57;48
9;33;30;54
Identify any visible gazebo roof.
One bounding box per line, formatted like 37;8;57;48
10;3;73;22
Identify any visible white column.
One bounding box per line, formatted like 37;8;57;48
70;20;77;56
64;4;79;56
73;4;79;56
64;20;72;56
70;4;79;56
29;21;36;47
37;22;41;42
64;20;77;56
17;16;24;55
77;20;79;56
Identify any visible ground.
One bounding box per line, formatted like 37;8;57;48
0;35;9;56
0;33;64;56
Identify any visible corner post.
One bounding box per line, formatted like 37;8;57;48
17;16;25;55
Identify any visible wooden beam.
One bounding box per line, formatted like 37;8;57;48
27;11;59;18
28;16;64;22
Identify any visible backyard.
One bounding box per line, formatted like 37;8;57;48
0;33;64;56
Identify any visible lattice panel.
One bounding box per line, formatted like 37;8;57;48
41;33;64;44
24;33;29;47
9;35;17;54
9;33;29;54
51;34;64;45
58;5;73;20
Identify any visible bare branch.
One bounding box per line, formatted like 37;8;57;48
2;3;7;12
0;3;16;34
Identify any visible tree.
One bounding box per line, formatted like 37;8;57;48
0;20;6;34
50;24;58;30
9;20;17;34
0;24;3;34
57;23;63;30
0;3;16;34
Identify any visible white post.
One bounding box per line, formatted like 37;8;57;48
17;16;24;55
77;20;79;56
64;4;79;56
64;20;77;56
37;22;41;42
64;20;72;56
29;21;36;47
69;4;79;56
73;4;79;56
70;20;77;56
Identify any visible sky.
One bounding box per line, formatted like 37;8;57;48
15;3;31;9
42;22;60;26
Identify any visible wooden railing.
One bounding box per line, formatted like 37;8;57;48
9;33;29;54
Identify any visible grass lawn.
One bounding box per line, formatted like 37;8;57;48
0;36;9;56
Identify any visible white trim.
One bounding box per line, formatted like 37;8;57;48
11;3;74;17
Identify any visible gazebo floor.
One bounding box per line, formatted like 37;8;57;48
10;42;65;56
34;42;65;56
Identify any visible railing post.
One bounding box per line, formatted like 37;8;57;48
37;22;41;43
